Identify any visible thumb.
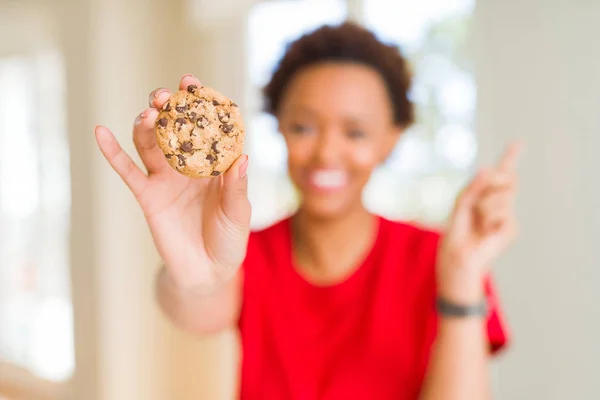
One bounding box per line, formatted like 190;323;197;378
456;168;489;209
449;168;489;229
221;154;251;228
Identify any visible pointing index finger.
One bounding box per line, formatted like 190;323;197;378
496;141;525;172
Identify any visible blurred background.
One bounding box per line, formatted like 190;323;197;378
0;0;598;399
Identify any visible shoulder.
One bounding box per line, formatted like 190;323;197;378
374;217;444;286
248;216;290;244
245;216;291;264
380;216;442;257
372;217;443;305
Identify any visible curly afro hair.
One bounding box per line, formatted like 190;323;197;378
263;22;414;127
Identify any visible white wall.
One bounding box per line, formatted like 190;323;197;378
475;0;600;398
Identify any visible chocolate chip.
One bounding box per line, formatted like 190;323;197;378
187;85;198;94
211;141;220;154
212;100;220;106
158;118;168;127
175;118;186;131
221;124;234;134
165;153;173;158
196;116;207;128
163;102;171;112
177;154;186;166
189;112;197;120
218;111;230;123
211;171;221;176
181;141;193;152
176;105;186;113
206;154;216;164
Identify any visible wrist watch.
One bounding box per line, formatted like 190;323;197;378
436;296;488;318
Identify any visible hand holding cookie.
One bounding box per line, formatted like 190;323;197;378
95;75;251;289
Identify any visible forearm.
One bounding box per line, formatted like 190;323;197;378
155;265;241;334
419;141;520;399
419;315;490;400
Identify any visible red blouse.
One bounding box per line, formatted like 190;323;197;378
238;216;508;399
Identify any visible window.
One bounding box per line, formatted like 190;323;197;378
0;51;73;382
363;0;477;225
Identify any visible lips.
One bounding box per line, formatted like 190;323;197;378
308;169;348;191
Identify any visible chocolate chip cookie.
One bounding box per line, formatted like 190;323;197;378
155;84;244;178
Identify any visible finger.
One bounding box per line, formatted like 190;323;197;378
479;216;518;254
496;141;525;173
486;171;515;190
221;155;251;228
148;87;172;109
476;188;514;215
455;168;490;210
483;213;517;241
179;74;202;92
447;169;490;232
95;125;148;197
476;191;513;232
132;108;169;174
479;203;509;231
479;171;517;198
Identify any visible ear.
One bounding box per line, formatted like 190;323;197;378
380;124;405;163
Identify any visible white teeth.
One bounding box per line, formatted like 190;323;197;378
311;170;347;189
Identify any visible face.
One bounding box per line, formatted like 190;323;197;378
278;62;402;219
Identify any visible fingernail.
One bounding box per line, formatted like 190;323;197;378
154;89;169;98
135;111;146;125
182;74;195;80
239;155;249;178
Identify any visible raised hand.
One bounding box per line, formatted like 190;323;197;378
437;142;524;302
95;75;251;290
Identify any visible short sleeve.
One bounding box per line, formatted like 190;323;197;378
484;275;510;354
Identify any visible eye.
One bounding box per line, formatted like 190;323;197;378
290;123;314;135
347;129;366;139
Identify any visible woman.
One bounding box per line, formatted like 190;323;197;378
95;23;521;399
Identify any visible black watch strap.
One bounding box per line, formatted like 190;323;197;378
436;296;488;318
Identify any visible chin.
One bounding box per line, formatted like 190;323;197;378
298;195;356;220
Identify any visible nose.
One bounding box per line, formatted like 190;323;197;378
314;127;342;165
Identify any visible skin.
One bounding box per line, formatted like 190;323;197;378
96;65;522;399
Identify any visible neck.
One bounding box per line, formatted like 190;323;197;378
292;205;378;285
